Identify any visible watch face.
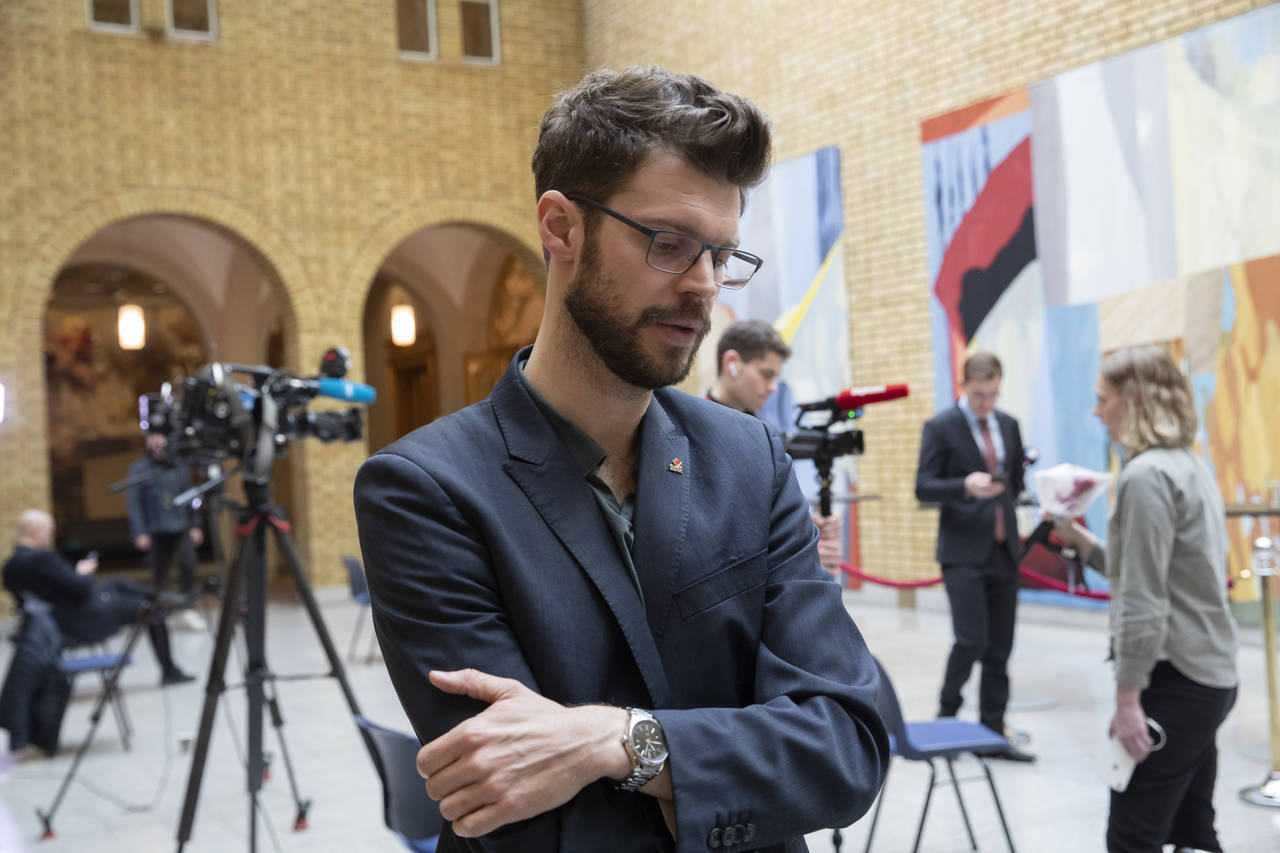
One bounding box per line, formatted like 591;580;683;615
632;719;667;762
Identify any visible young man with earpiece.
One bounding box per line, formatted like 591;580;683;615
707;320;844;574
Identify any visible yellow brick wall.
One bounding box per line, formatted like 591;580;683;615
583;0;1273;583
3;0;1272;592
0;0;584;585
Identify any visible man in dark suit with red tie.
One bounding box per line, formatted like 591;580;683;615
915;352;1033;761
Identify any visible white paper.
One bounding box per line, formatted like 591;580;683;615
1033;463;1113;517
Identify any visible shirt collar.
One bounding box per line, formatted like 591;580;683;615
957;396;993;430
517;357;607;477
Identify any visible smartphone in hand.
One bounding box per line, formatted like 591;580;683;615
86;550;99;561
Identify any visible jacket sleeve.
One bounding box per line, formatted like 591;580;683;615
659;424;890;851
915;417;967;504
354;451;563;851
1109;466;1176;689
45;551;93;606
1007;418;1026;497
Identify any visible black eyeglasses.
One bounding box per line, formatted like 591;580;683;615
565;193;762;289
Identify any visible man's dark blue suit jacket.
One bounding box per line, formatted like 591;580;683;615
354;350;888;852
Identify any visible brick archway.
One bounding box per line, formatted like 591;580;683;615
3;191;310;555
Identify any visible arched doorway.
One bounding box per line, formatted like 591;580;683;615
44;215;294;577
362;223;543;452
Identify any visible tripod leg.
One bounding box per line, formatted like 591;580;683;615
175;530;249;852
262;687;312;830
269;519;364;718
244;517;268;853
36;619;149;839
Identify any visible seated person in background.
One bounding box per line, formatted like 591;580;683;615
707;319;844;574
2;509;194;686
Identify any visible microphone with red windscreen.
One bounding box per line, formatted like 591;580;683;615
796;384;910;413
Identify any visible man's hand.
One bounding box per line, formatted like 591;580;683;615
74;556;98;576
133;534;152;551
964;471;1005;499
1110;688;1152;762
189;527;204;547
417;669;630;838
812;512;842;573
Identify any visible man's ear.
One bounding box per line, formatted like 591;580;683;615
723;350;741;378
537;191;581;264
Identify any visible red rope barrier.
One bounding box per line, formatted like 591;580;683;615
839;561;1112;600
1017;565;1111;600
840;563;943;588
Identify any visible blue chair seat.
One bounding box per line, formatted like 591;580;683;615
900;718;1009;757
60;653;131;675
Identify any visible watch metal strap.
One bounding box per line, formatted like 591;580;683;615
618;708;664;792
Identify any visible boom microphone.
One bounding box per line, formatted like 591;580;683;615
314;377;377;404
281;376;378;404
796;384;909;413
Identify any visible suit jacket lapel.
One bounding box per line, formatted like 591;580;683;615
490;358;671;706
630;394;690;645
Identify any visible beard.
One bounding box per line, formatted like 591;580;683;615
564;242;711;390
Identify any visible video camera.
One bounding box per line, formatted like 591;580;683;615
138;346;376;490
783;384;908;514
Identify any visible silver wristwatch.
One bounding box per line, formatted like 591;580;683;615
617;707;668;792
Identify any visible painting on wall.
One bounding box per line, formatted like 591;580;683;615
45;269;206;555
921;4;1280;599
685;145;856;564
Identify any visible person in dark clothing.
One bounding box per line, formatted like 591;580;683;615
126;432;206;631
915;351;1033;762
2;509;194;686
706;319;843;573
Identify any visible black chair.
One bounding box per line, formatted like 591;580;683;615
341;554;378;662
355;715;443;852
861;657;1016;853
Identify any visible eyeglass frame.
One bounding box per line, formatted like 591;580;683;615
563;192;763;289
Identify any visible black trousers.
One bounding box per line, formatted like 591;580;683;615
1107;661;1237;853
938;546;1019;733
61;579;180;675
150;531;197;595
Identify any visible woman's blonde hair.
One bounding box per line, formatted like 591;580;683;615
1099;344;1197;453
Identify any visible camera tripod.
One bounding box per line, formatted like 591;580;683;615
175;476;363;853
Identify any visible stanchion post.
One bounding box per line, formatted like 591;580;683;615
1240;536;1280;807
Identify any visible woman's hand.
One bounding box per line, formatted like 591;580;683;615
1110;687;1153;762
1042;513;1098;559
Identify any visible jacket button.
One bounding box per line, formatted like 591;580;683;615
707;827;721;848
723;825;739;845
744;822;756;841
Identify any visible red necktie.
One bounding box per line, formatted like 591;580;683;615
978;418;1006;543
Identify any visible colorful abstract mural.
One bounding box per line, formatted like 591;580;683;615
922;5;1280;600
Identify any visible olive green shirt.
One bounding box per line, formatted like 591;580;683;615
1086;447;1238;690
